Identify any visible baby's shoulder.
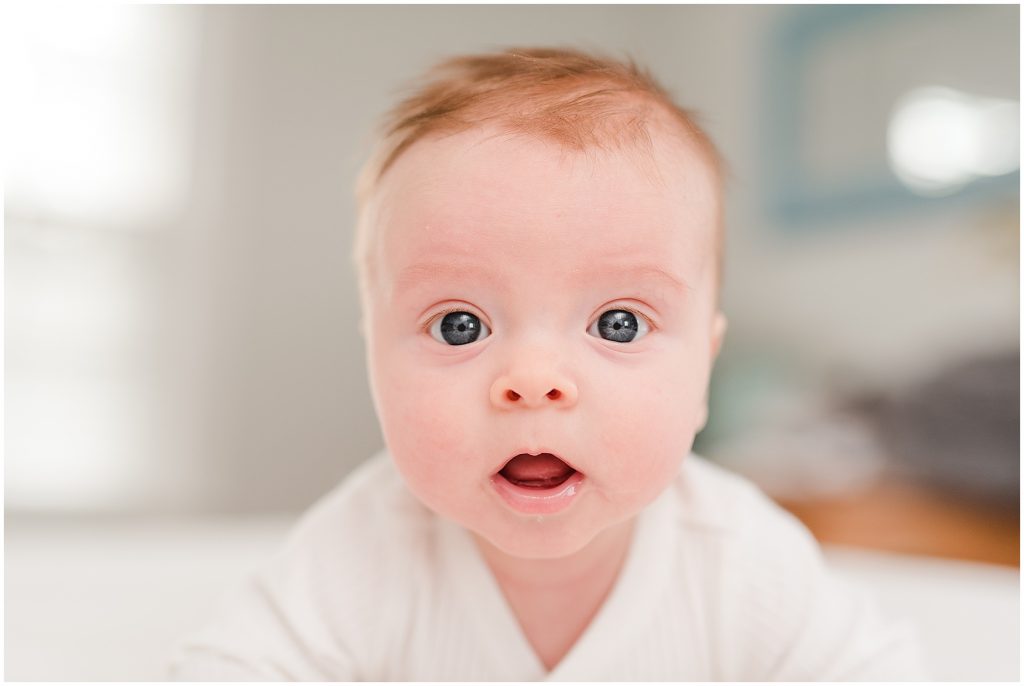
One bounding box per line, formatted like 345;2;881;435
667;453;819;555
171;452;430;678
249;452;433;664
282;450;434;568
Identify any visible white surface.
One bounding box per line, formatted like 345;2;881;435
823;546;1020;682
5;515;295;681
5;515;1019;681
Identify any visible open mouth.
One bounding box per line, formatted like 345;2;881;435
498;452;578;489
491;451;585;515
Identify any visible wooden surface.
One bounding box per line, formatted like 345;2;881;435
774;479;1020;567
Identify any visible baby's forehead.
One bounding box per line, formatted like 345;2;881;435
379;125;718;227
394;247;692;293
363;121;723;306
372;130;717;298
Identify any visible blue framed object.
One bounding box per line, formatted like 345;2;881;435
761;5;1019;231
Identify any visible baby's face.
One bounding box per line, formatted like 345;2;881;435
361;125;725;559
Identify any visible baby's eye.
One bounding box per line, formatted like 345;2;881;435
429;311;491;346
587;309;650;343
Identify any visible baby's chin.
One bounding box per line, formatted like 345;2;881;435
468;518;607;561
467;497;645;563
403;482;607;560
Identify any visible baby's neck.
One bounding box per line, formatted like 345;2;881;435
471;517;635;596
471;518;636;671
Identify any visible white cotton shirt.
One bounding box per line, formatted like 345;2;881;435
167;450;925;681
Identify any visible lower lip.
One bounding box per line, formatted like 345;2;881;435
490;470;585;515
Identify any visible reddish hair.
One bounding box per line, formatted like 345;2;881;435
353;47;725;302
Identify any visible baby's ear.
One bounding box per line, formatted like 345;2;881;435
710;311;728;361
695;312;728;434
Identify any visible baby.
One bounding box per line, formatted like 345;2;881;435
169;47;923;680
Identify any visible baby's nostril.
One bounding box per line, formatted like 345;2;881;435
546;389;561;400
506;390;521;401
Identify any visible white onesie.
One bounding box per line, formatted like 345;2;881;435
167;450;924;680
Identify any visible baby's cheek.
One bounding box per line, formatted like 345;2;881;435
594;357;703;492
377;355;482;478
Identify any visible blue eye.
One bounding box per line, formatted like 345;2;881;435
429;311;491;346
588;309;650;343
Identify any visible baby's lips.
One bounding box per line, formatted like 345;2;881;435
500;448;581;475
501;452;575;482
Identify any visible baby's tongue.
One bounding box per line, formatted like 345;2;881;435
500;453;575;488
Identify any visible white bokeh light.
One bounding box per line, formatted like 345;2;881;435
2;5;200;512
887;87;1019;196
3;4;197;227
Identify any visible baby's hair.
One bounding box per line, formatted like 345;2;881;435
353;46;726;304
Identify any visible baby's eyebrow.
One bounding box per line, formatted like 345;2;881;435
392;260;691;297
392;261;494;297
570;263;692;296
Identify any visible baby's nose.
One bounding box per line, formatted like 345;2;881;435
489;372;578;410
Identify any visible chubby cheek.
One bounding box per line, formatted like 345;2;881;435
369;337;488;515
589;345;707;503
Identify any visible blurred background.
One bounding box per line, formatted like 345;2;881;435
4;4;1019;680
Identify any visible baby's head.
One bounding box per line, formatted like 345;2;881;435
352;47;727;560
